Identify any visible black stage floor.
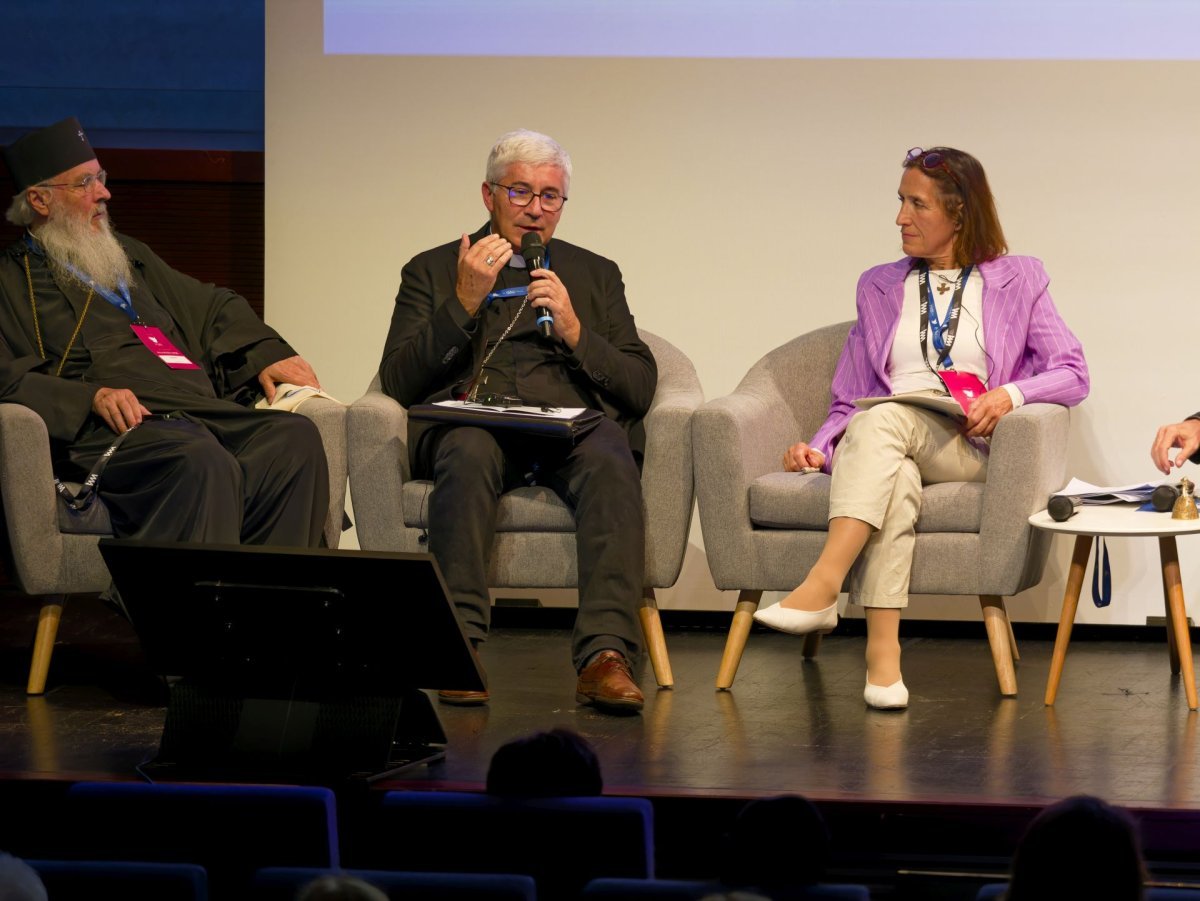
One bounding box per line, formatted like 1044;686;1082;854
4;593;1200;894
3;592;1199;807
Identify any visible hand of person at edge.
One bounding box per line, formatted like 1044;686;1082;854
783;440;826;473
1151;420;1200;475
964;388;1013;439
92;386;150;434
258;355;321;404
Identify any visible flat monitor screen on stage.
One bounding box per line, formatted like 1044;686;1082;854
97;540;484;696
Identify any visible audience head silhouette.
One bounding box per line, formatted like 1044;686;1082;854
486;728;603;797
721;795;831;892
297;873;388;901
0;853;47;901
1007;795;1145;901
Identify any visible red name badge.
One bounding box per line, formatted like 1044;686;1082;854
130;325;200;370
937;369;986;415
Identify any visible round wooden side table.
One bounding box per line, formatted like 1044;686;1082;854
1029;503;1200;710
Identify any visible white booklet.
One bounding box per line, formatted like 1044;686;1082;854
255;383;342;412
855;393;965;420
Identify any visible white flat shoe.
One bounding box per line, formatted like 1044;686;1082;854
752;601;837;636
864;678;909;710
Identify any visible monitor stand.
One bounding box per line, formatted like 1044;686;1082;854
138;679;448;785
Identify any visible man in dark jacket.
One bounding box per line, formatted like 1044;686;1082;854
379;129;655;712
1;117;328;547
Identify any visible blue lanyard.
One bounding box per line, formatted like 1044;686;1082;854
925;264;972;354
483;247;553;307
485;286;528;307
64;264;135;320
25;233;136;320
917;263;973;370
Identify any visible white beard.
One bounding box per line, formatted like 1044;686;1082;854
35;207;132;293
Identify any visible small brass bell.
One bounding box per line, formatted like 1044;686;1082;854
1173;477;1199;521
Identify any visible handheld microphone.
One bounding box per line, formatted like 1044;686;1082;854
1152;484;1181;513
521;232;552;339
1047;494;1082;522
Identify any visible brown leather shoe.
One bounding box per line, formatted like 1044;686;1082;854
437;688;490;706
439;644;488;705
575;650;643;712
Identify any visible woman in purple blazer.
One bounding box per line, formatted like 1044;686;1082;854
753;147;1089;709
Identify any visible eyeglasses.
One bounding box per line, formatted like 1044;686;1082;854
904;148;959;188
490;182;567;212
38;169;108;194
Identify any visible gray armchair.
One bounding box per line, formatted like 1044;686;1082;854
693;321;1071;694
346;330;703;688
0;399;348;694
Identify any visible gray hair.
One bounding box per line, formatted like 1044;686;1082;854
5;191;35;228
485;129;572;191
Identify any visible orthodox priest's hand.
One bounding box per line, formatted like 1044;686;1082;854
92;387;151;434
258;355;321;404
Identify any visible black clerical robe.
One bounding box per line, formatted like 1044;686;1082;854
0;232;327;546
377;225;654;667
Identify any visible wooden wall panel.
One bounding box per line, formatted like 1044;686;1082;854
0;148;265;317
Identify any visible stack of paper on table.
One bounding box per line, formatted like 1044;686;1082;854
1052;477;1174;506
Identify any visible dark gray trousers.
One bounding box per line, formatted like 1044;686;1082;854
417;418;644;671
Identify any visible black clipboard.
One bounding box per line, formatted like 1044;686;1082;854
408;403;605;441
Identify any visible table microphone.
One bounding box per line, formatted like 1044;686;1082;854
1152;484;1180;512
1047;494;1082;522
521;232;552;338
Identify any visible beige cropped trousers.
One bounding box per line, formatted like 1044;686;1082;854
829;398;988;608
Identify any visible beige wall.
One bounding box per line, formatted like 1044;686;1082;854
265;0;1200;624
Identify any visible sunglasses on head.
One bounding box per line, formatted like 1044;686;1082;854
904;147;960;189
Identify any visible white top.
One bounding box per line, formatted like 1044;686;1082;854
888;267;1025;409
1029;503;1200;537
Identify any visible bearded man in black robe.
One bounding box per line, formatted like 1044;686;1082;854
0;117;328;546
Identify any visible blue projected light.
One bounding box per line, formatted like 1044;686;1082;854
324;0;1200;61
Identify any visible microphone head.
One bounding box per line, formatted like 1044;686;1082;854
520;231;545;264
1047;494;1081;522
1153;484;1181;512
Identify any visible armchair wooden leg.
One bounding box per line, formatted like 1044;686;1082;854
1006;613;1020;662
639;588;674;689
717;589;762;691
979;594;1018;697
1162;553;1181;675
27;596;65;696
1045;535;1091;706
1160;536;1198;711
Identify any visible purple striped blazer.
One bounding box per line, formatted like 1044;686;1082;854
808;255;1090;469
